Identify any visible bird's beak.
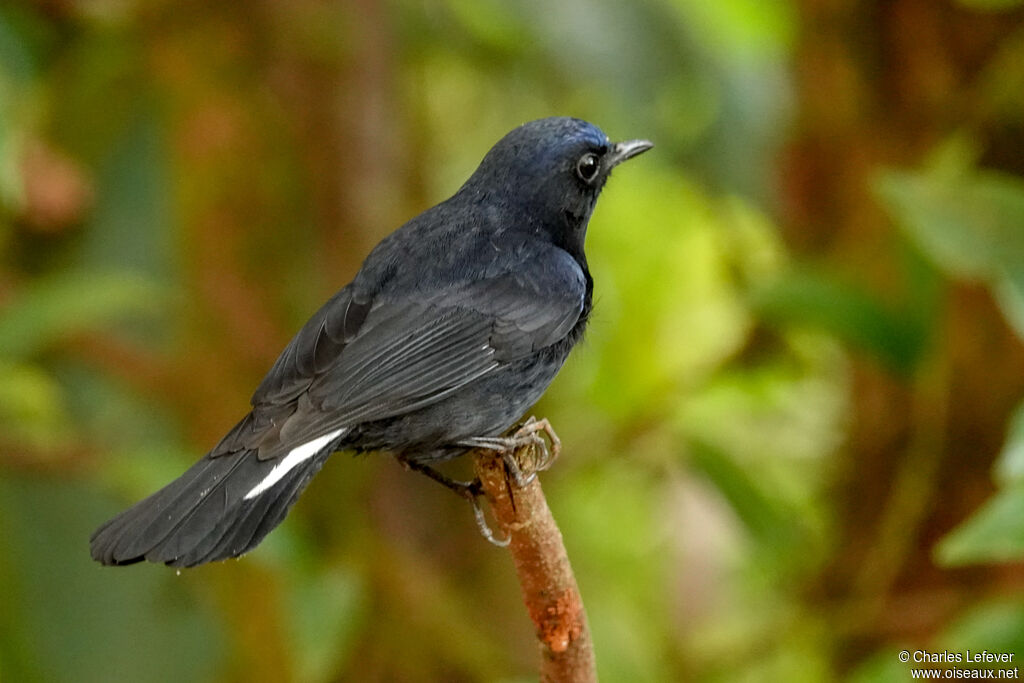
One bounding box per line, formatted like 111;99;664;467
607;139;654;168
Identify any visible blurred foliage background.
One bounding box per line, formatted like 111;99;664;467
2;0;1024;681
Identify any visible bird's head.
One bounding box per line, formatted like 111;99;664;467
461;117;652;257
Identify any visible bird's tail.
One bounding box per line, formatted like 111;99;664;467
90;444;333;568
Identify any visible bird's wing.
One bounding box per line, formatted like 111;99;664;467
250;286;373;407
221;254;585;460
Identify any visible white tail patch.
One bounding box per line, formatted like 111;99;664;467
244;428;346;500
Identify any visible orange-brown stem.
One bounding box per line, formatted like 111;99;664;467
473;448;596;683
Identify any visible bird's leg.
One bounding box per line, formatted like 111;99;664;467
397;417;561;547
457;416;561;488
397;457;510;547
398;456;478;495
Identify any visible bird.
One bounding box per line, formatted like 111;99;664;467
90;116;652;567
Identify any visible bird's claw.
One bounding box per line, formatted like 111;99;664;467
468;417;559;546
406;416;561;546
458;416;561;488
464;486;510;547
513;416;561;476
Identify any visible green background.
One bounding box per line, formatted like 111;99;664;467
2;0;1024;680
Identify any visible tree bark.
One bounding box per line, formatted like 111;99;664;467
473;450;597;683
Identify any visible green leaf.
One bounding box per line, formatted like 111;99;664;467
672;0;796;59
996;401;1024;486
938;600;1024;654
875;155;1024;283
935;485;1024;566
938;383;1024;570
0;361;72;451
444;0;529;53
877;140;1024;342
752;269;928;372
78;111;174;279
0;4;49;86
847;648;915;683
0;5;52;210
285;567;366;683
0;270;163;360
994;267;1024;340
688;439;802;551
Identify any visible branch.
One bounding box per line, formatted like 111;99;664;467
473;447;597;683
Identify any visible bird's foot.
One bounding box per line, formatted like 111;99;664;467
399;417;561;547
457;416;561;488
398;458;510;547
514;416;561;473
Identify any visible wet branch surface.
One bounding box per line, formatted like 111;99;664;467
473;448;597;683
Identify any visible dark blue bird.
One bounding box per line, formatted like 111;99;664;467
90;116;652;567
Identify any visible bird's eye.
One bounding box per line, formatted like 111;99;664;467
575;153;600;182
